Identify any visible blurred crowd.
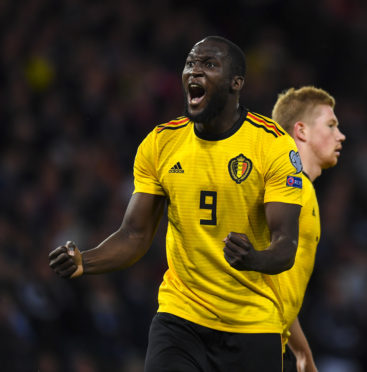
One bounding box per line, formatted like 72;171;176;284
1;0;367;371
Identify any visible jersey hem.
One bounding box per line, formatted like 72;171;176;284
133;188;166;196
264;198;303;207
157;308;283;334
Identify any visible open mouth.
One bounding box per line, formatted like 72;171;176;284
188;83;205;105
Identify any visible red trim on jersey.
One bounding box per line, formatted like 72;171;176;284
156;118;190;133
168;118;189;125
247;113;282;137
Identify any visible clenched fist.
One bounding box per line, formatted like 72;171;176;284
223;232;258;271
49;241;84;278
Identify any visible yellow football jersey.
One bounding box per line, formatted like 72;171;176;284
279;174;320;347
133;108;303;333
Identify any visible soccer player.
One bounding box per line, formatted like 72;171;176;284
271;86;346;372
49;36;304;372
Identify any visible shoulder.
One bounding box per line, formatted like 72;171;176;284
245;111;286;139
244;111;298;155
138;115;192;152
155;116;191;133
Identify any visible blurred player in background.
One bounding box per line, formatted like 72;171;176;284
49;36;303;372
272;86;346;372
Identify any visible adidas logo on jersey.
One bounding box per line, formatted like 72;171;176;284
169;162;184;173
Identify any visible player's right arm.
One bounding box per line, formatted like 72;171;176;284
49;192;166;278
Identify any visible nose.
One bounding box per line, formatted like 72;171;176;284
189;61;204;76
337;128;346;142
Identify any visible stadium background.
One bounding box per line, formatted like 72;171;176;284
1;0;366;371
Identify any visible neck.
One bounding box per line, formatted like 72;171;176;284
194;103;241;136
297;147;322;182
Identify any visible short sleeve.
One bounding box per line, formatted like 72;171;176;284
263;135;303;206
133;131;166;196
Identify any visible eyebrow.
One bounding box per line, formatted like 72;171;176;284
329;119;339;126
187;54;217;61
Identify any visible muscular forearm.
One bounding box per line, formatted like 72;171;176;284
223;229;298;274
255;201;300;274
81;226;151;274
252;235;297;274
49;193;166;279
81;193;166;275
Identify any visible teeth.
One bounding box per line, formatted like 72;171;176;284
188;84;204;94
188;83;205;105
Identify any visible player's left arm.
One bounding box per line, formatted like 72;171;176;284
288;317;318;372
223;201;300;274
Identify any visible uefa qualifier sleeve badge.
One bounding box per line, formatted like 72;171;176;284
286;150;303;189
289;150;303;174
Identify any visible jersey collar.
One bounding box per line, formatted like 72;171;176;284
194;106;248;141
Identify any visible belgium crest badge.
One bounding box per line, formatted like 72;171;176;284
228;154;252;184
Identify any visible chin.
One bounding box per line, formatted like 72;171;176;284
184;102;206;121
323;159;338;169
188;108;205;120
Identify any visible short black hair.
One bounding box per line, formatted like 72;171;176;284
204;36;246;78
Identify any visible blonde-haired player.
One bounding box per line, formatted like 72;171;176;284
272;86;346;372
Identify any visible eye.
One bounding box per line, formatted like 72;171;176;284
186;60;195;68
205;61;215;68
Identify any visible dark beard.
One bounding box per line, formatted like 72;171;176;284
184;85;229;124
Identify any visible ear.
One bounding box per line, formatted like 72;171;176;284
231;75;244;92
294;121;307;142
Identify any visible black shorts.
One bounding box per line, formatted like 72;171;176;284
144;312;283;372
283;345;297;372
